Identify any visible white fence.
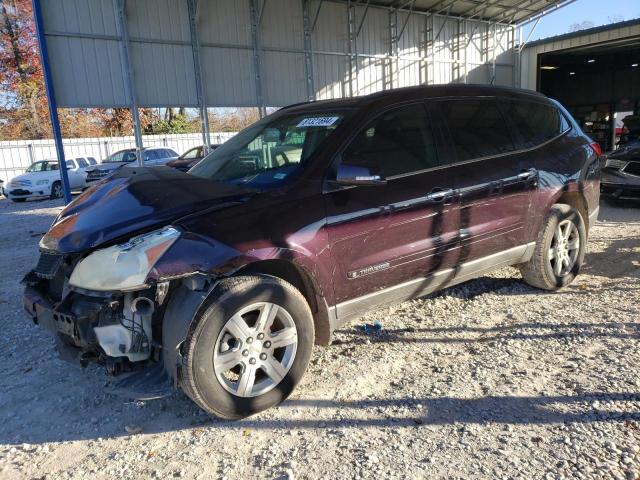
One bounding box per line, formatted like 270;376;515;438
0;132;237;184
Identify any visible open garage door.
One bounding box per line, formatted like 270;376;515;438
521;19;640;153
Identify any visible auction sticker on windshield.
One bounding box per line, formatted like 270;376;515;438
297;117;340;128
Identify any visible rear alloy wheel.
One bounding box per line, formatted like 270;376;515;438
520;204;586;290
50;181;63;199
549;219;580;277
180;275;314;419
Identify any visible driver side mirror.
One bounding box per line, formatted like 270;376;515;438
333;163;387;187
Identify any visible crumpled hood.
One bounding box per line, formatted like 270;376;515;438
10;171;49;184
42;167;254;254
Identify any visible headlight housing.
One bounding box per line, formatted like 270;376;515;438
36;179;50;185
605;158;628;170
69;226;180;291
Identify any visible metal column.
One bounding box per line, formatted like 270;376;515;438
187;0;211;153
32;0;72;203
116;0;144;166
302;0;315;101
249;0;267;118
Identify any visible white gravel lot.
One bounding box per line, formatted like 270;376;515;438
0;196;639;480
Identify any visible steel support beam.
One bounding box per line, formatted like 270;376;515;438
187;0;210;153
32;0;72;203
388;7;398;89
489;22;497;84
347;0;357;97
249;0;267;117
302;0;315;101
116;0;144;167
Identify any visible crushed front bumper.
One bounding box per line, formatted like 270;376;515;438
23;277;172;399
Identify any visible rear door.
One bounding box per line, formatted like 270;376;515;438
323;102;461;313
435;98;536;261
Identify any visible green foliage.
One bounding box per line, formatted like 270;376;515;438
148;114;199;134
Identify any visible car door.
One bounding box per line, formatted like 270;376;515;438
323;102;461;316
434;98;535;263
75;157;90;187
65;159;82;189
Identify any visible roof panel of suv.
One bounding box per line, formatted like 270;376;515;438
281;85;549;114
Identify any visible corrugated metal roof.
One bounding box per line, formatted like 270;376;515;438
40;0;526;109
343;0;573;25
525;18;640;48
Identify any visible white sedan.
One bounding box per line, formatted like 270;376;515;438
6;157;95;202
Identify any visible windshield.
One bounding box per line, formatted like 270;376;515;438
27;161;59;172
107;150;137;163
189;112;346;188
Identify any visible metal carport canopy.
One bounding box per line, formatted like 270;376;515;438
37;0;572;110
32;0;572;203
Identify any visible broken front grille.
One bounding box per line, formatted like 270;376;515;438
34;251;64;279
86;170;109;181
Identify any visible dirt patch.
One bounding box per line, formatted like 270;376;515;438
0;197;638;480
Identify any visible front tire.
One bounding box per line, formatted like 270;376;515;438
180;275;314;419
519;204;586;290
50;181;63;199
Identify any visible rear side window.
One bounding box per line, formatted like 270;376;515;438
343;103;438;177
163;149;178;157
77;157;89;168
501;100;569;149
439;99;515;162
87;157;97;165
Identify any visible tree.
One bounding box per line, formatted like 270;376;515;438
0;0;102;139
0;0;51;139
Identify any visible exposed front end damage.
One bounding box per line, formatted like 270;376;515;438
21;228;228;399
24;271;168;374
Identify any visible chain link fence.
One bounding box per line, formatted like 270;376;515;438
0;132;236;184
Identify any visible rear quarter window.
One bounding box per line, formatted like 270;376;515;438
501;100;570;149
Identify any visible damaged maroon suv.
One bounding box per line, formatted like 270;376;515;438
23;85;601;419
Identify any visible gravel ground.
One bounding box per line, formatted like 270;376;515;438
0;197;639;480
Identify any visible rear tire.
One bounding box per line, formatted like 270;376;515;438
519;204;586;290
180;275;314;419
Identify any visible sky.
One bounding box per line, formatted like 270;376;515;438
523;0;640;42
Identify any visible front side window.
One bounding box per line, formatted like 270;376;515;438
502;100;569;149
87;157;97;165
77;157;89;168
66;160;77;169
440;99;515;162
342;104;438;177
190;112;346;189
27;161;59;172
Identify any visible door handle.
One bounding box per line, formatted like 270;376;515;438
517;168;537;180
426;188;454;202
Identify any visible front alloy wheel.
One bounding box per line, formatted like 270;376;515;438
213;302;298;397
50;181;63;199
179;275;314;419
